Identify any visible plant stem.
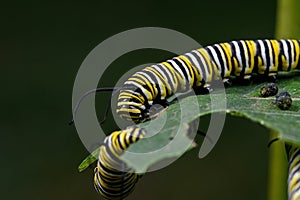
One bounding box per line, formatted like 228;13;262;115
270;0;300;199
267;131;288;200
276;0;300;38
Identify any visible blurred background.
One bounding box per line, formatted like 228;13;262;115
1;0;281;199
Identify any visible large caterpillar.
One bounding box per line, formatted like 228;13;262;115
116;39;300;122
93;127;145;199
287;144;300;200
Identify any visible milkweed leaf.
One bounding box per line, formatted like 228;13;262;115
121;72;300;172
79;72;300;172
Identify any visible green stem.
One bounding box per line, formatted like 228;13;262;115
276;0;300;38
270;0;300;199
268;131;288;200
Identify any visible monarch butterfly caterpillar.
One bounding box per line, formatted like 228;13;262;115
93;127;145;200
116;39;300;122
286;144;300;200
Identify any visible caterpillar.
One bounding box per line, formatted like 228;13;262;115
286;144;300;200
93;127;145;200
116;39;300;122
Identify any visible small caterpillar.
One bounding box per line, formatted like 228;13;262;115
93;127;145;199
116;39;300;122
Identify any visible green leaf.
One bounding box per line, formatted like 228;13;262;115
120;72;300;172
78;72;300;172
121;122;197;173
223;73;300;144
78;148;99;172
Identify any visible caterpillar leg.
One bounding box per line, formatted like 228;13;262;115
257;70;278;83
223;78;232;87
267;138;279;148
146;99;170;119
236;75;252;85
266;75;277;83
153;98;169;108
256;74;277;84
194;85;212;95
148;99;169;119
140;110;150;122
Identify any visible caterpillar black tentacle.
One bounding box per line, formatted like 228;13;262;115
69;87;121;125
116;39;300;123
93;127;145;200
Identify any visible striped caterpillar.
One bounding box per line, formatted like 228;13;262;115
286;144;300;200
93;127;145;199
116;39;300;122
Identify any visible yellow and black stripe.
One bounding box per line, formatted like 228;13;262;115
93;127;145;200
116;39;300;122
287;144;300;200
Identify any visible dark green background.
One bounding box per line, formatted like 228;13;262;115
2;0;278;199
